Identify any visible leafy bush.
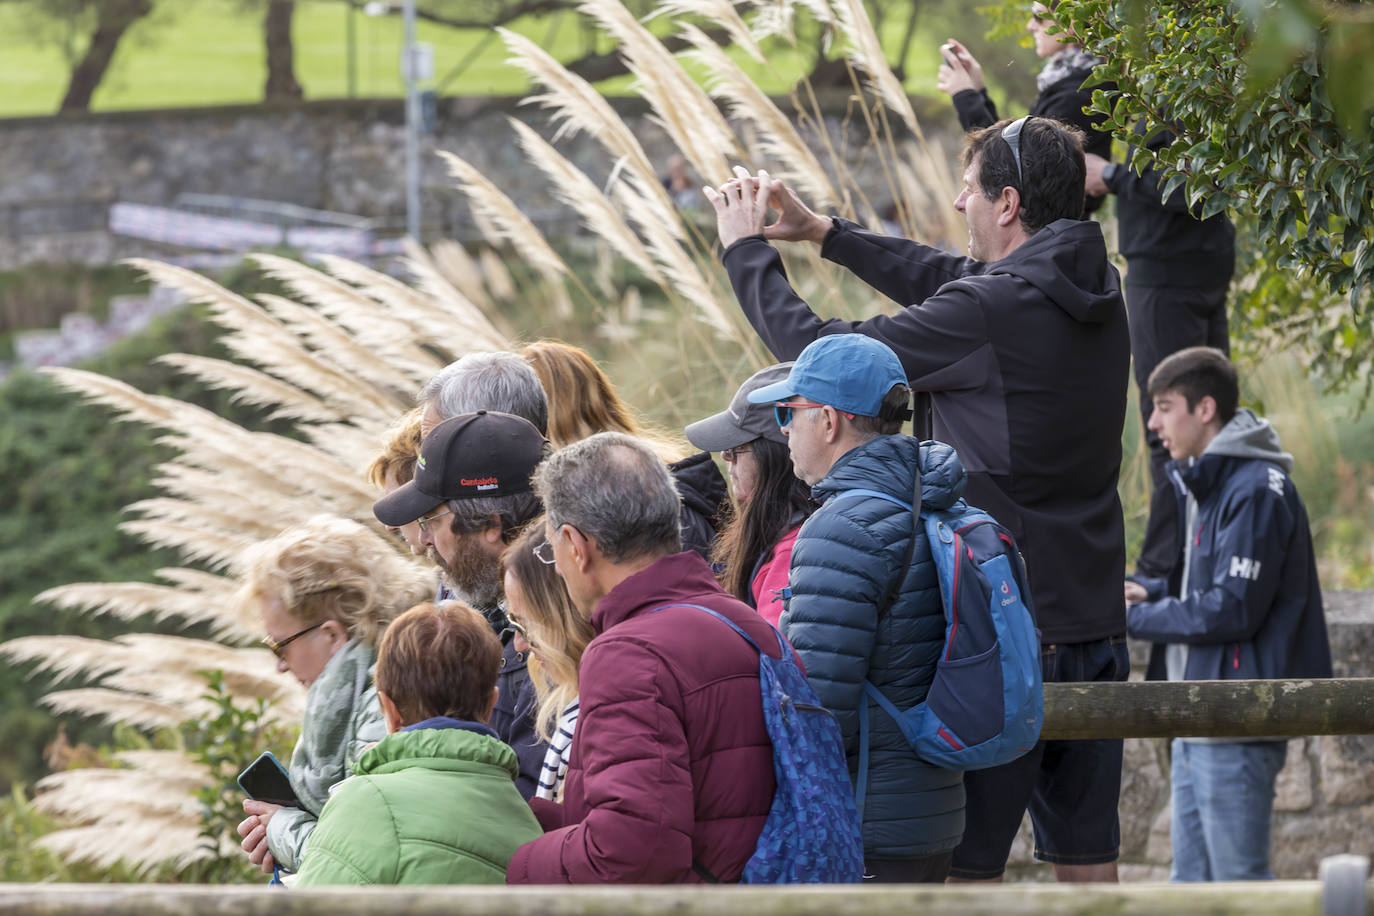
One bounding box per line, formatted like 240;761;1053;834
1056;0;1373;390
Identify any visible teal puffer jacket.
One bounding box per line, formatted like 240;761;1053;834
783;435;966;859
294;721;543;885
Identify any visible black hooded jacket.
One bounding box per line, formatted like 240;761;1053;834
668;451;728;559
722;218;1130;643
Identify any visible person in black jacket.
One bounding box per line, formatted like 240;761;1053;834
938;2;1112;212
1124;347;1330;881
704;116;1130;883
1086;124;1235;580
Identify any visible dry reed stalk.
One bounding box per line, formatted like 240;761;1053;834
31;580;246;639
829;0;925;145
649;0;766;62
680;23;838;207
420;239;493;312
399;240;511;350
439;151;572;276
497;27;673;217
510;119;667;286
153;355;339;423
578;0;743;187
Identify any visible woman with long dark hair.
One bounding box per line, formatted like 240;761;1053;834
686;364;814;625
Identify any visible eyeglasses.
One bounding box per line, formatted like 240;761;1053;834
721;443;754;463
533;539;556;565
506;616;535;648
261;620;326;660
773;401;854;427
416;506;455;533
1002;116;1029;185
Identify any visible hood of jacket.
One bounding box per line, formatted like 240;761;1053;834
668;450;729;520
1201;407;1292;471
812;435;966;510
988;218;1122;325
355;720;519;779
1173;408;1293;503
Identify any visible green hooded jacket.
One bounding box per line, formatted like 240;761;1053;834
293;721;543;886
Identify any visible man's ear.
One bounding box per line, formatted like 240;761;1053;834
820;405;844;444
997;186;1021;227
563;523;595;574
479;518;506;551
1194;395;1219;426
378;690;404;734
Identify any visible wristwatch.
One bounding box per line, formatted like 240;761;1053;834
1101;162;1121;190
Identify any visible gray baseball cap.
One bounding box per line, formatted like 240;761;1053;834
685;363;793;451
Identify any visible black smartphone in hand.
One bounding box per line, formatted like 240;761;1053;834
236;751;302;808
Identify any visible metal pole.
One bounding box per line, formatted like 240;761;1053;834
403;0;420;240
346;0;356;98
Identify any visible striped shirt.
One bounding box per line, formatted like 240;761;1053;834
535;700;579;802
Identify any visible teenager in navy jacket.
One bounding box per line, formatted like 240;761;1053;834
1125;347;1330;883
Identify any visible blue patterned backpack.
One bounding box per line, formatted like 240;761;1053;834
655;604;864;884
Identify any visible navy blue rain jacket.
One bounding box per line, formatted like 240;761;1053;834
1128;409;1331;682
783;435;966;859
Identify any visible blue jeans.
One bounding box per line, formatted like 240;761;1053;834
1170;739;1288;881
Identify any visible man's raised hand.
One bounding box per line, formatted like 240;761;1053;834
703;165;772;249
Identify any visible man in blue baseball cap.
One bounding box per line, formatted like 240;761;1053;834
747;334;971;883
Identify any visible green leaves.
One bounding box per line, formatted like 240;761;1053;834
1045;0;1374;391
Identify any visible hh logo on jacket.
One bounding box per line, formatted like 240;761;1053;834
1229;556;1262;581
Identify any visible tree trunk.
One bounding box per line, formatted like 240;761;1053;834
263;0;303;101
59;0;154;113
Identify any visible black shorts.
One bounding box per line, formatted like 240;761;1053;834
949;635;1130;879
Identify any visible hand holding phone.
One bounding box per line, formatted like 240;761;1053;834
236;751;302;808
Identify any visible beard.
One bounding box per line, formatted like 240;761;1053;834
430;542;503;611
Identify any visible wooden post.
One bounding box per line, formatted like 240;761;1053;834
0;881;1361;915
1040;678;1374;740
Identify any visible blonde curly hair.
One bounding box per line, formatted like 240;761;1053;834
234;515;435;647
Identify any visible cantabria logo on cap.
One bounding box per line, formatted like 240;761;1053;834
416;455;427;469
462;476;499;491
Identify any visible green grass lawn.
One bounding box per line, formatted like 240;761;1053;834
0;0;973;117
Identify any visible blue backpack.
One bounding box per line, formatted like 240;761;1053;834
653;604;864;884
835;488;1043;773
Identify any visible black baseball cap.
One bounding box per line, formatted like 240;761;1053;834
372;410;548;528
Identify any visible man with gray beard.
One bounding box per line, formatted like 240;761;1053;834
373;409;550;799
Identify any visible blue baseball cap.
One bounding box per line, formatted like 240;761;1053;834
746;335;907;417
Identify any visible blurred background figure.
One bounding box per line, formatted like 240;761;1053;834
937;1;1112;211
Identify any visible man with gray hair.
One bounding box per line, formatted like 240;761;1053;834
506;432;779;884
418;351;549;438
372;409;549;799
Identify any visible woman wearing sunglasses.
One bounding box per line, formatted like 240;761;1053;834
499;522;594;803
685;364;815;626
233;515;434;878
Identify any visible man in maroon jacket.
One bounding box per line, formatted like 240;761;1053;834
507;431;778;884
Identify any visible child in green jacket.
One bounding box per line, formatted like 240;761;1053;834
294;602;543;886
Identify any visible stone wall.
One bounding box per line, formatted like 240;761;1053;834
0;97;956;269
1005;589;1374;882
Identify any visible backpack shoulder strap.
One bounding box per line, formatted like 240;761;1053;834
826;483;921;619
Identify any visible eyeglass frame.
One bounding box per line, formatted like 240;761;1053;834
721;442;755;463
773;401;855;428
1002;115;1030;186
505;615;535;648
416;505;456;533
262;619;327;660
533;539;556;565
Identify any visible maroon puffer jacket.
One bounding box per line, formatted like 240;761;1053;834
506;551;779;884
